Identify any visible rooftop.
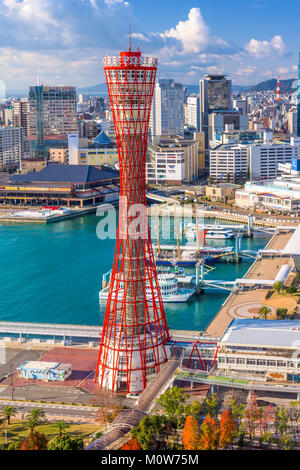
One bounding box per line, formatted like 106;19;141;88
10;164;119;184
220;318;300;349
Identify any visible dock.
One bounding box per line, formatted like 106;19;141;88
204;229;295;338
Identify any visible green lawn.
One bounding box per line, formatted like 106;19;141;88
0;420;102;446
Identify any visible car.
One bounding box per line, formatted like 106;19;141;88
126;393;140;400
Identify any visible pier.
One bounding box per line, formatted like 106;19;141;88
204;228;297;338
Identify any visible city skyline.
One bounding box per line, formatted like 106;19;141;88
0;0;299;89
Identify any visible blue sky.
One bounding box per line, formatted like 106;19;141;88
0;0;299;89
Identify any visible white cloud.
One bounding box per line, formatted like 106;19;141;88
104;0;129;6
245;35;286;58
162;7;210;54
278;66;289;75
89;0;98;9
131;32;149;42
3;0;58;26
236;65;256;76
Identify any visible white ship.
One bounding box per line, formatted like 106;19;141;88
185;223;235;240
99;273;195;303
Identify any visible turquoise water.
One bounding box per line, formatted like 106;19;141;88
0;214;270;331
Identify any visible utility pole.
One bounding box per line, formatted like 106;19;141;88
10;363;14;401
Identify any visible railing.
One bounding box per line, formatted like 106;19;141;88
103;56;158;67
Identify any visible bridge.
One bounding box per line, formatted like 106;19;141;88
177;368;300;399
85;347;183;450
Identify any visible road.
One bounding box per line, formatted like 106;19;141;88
0;399;97;420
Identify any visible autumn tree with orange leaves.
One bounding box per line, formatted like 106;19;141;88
121;437;141;450
198;414;220;450
219;409;236;448
182;416;199;450
20;431;48;450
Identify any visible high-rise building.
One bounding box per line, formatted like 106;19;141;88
28;85;77;137
0;126;24;170
185;96;200;131
13;98;30;136
297;53;300;137
95;48;170;393
150;79;184;137
199;74;232;150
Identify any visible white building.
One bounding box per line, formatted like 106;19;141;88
150;79;184;137
210;144;248;182
210;139;300;182
0;126;24;170
146;135;199;185
218;319;300;383
235;156;300;213
185;96;200;131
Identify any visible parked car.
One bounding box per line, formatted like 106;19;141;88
126;393;140;400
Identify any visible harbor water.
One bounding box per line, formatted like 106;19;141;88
0;213;271;332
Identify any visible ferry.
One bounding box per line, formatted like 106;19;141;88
99;273;195;303
185;225;235;240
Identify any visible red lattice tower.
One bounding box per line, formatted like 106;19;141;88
95;49;170;392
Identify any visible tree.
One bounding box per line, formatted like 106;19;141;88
229;398;245;428
156;386;187;426
273;281;283;294
288;401;300;438
48;435;83;450
204;393;218;418
245;391;260;439
20;431;48;450
198;414;220;450
182;416;199;450
219;410;236;448
131;414;175;450
52;420;70;438
121;438;141;450
27;408;46;423
279;432;295;450
26;417;38;433
274;406;289;438
258;305;272;320
276;308;288;320
2;406;16;425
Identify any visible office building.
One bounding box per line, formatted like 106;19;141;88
28;85;77;137
199;74;232;149
78;119;99;139
146;135;201;185
185;96;200;131
210;139;300;182
209;112;249;147
150;79;184;137
297;52;300;137
232;98;247;115
0;126;24;170
13;99;30;136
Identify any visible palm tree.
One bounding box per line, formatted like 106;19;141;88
258;306;272;320
273;281;283;294
53;420;70;438
26;417;37;433
27;408;46;423
2;406;16;425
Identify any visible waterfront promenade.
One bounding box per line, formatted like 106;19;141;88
205;230;294;338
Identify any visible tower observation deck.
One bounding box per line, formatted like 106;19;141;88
95;49;171;392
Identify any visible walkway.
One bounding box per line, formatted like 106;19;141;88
205;230;294;338
85;347;182;450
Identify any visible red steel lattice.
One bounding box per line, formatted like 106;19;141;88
95;49;170;392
